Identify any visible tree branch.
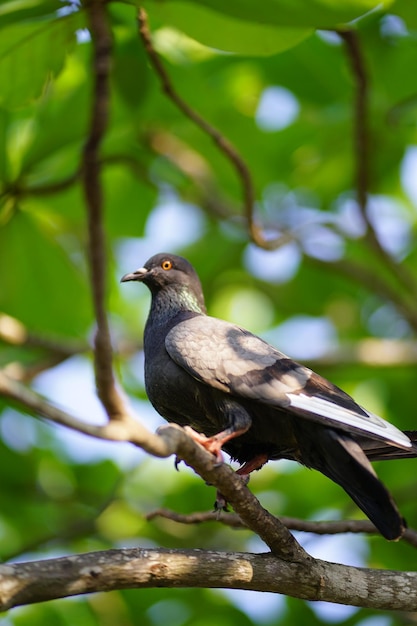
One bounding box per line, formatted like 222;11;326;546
0;369;173;457
305;338;417;368
147;129;240;220
309;256;417;333
82;0;126;420
146;508;417;548
1;547;417;611
0;370;306;560
138;7;286;250
339;28;417;303
0;313;88;381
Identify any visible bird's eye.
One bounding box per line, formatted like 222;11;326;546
161;260;173;271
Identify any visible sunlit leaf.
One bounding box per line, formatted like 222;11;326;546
0;11;84;108
146;0;393;29
147;2;312;56
0;207;91;336
0;0;63;27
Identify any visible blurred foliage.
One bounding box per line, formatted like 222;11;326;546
1;0;417;624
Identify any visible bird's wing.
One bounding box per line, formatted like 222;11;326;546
165;316;411;449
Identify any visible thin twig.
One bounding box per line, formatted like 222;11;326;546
310;256;417;333
146;508;417;548
4;354;77;383
82;0;126;420
0;369;173;457
1;171;81;201
0;312;87;353
146;508;245;528
338;30;369;217
147;129;239;220
138;7;284;250
339;28;417;302
0;313;88;382
1;153;151;202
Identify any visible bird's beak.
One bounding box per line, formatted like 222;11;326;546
120;267;148;283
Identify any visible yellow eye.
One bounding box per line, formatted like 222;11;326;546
161;260;173;271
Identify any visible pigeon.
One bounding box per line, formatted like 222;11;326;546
121;252;417;540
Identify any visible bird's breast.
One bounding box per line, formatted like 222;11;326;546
144;344;226;435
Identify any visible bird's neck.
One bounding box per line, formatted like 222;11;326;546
149;285;206;326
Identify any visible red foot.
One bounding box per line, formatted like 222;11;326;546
236;453;269;477
184;426;224;463
214;453;269;511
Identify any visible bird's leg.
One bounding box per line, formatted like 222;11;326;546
184;425;250;463
236;453;269;477
185;402;254;510
184;399;253;462
215;453;269;511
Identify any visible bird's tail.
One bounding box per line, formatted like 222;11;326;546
296;424;405;540
360;430;417;461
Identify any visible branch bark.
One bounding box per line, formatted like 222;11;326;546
0;370;305;561
1;547;417;612
339;28;417;305
0;369;174;457
82;0;127;420
146;508;417;548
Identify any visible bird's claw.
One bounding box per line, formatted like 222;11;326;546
214;491;229;514
184;426;224;464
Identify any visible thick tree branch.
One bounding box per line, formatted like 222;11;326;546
82;0;126;420
1;547;417;612
138;7;286;250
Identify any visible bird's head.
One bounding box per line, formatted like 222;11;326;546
121;253;206;313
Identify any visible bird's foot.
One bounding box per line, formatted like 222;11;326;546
236;453;269;478
184;423;253;464
214;492;229;513
212;454;268;511
184;426;225;464
213;473;251;512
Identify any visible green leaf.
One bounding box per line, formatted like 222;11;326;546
0;0;63;28
112;32;151;108
103;162;157;237
147;2;312;56
146;0;393;29
0;207;91;336
0;11;83;109
0;108;8;183
17;43;91;174
391;0;417;30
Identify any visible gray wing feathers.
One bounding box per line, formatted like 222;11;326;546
166;316;304;396
166;316;411;449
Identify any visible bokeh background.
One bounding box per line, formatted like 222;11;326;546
1;0;417;624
